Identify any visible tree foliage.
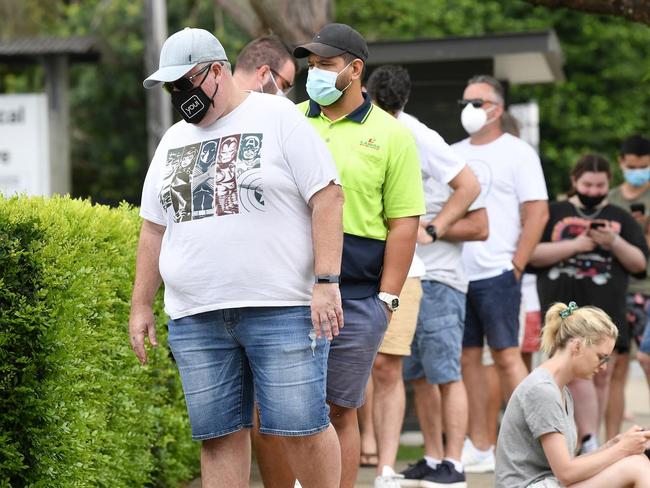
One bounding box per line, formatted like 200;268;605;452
0;0;648;201
337;0;650;196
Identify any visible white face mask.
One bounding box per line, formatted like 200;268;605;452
461;103;497;134
259;70;286;97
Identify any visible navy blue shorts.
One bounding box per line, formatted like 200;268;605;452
463;270;522;350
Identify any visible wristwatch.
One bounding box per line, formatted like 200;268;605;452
425;224;438;242
314;274;340;284
378;292;400;312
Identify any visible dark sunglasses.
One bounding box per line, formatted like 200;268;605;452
164;63;213;93
457;98;497;108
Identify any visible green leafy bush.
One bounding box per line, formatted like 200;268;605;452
0;195;199;487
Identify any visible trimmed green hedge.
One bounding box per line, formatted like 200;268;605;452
0;195;199;488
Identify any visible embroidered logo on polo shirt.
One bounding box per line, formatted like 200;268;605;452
360;137;380;150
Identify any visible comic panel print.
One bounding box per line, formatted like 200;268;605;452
170;143;200;222
215;134;241;216
237;133;265;213
192;138;219;219
158;133;265;223
159;147;183;211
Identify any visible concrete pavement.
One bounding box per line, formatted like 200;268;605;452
187;361;650;487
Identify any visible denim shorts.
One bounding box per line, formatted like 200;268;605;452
167;306;330;440
403;280;466;384
463;270;522;350
640;319;650;354
326;295;389;408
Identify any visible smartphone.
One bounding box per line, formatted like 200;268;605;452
590;221;606;229
631;203;646;215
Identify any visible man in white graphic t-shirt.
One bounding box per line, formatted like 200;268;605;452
129;27;344;488
452;75;549;473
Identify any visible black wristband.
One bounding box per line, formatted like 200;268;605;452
425;224;438;242
315;274;340;284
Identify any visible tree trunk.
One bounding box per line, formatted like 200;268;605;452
214;0;333;46
526;0;650;25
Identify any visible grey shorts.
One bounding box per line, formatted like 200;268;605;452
326;295;389;408
528;477;563;488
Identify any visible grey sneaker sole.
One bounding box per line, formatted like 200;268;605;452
399;481;422;487
420;482;467;488
463;463;494;474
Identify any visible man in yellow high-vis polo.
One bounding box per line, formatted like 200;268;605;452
254;23;426;488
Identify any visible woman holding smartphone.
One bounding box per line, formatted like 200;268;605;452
529;153;648;455
496;302;650;488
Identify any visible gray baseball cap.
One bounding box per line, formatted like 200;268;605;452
143;27;228;89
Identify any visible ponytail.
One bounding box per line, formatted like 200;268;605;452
541;302;618;357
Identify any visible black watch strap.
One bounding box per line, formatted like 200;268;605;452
315;274;340;284
425;224;438;242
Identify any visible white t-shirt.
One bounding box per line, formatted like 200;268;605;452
417;177;486;293
521;273;541;312
140;92;339;319
453;133;548;281
398;111;466;279
398;111;465;184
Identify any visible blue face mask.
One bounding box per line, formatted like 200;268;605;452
306;62;353;107
623;167;650;187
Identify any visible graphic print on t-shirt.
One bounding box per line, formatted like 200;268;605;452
547;216;621;286
159;133;264;222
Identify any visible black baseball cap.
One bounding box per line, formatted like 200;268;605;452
294;23;368;62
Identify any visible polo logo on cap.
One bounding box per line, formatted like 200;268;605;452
181;95;205;118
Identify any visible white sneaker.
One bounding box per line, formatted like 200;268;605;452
578;434;599;455
461;438;495;474
374;465;404;488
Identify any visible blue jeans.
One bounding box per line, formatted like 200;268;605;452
403;280;466;384
167;306;330;439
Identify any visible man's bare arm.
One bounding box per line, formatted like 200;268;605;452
308;182;344;339
129;220;165;365
427;165;481;238
513;200;549;277
380;216;419;296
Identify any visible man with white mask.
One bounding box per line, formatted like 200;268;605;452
232;35;296;95
451;75;549;473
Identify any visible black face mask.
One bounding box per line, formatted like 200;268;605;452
576;191;607;209
170;69;219;124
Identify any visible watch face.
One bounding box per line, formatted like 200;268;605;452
391;298;399;309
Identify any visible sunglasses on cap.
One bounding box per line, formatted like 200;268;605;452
164;63;214;93
457;98;498;108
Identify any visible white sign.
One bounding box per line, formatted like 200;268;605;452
0;94;50;196
509;102;540;153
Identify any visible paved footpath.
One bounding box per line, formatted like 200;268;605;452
187;363;649;487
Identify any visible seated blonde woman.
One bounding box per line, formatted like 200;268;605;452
495;301;650;488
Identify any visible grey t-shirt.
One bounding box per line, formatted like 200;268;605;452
495;368;577;488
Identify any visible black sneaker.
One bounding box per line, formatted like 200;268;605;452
400;458;436;487
420;460;466;488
